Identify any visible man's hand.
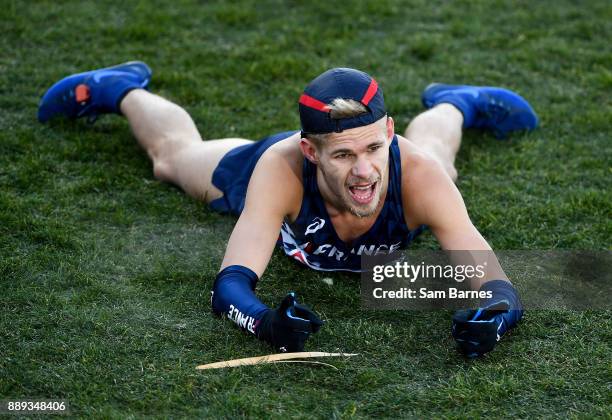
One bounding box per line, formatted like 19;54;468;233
452;280;524;358
255;293;324;352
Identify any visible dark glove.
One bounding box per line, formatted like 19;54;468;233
452;280;523;358
255;292;324;352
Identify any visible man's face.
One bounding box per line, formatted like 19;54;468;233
306;117;393;218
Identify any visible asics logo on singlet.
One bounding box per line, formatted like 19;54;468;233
305;217;326;235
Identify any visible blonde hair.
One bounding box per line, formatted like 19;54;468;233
328;98;368;118
306;98;369;145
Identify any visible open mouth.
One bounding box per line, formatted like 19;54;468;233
348;181;377;205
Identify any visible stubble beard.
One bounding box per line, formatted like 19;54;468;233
346;192;381;218
342;176;383;218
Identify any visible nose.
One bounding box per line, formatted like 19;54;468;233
351;155;374;179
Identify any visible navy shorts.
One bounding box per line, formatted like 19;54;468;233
209;131;299;215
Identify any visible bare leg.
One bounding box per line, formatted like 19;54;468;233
120;89;253;202
403;103;463;181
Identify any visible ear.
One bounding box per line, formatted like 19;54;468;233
386;116;395;142
299;138;319;164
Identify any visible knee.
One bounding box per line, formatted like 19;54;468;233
152;158;174;182
149;138;189;182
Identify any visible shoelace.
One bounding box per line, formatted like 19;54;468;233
483;102;510;125
75;103;100;124
481;101;510;138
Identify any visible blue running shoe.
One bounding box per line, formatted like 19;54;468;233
421;83;539;139
38;61;152;123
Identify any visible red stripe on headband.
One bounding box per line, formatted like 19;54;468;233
361;79;378;105
299;94;330;112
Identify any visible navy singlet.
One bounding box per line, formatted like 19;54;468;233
210;131;425;272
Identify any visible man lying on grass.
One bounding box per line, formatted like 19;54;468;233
38;64;537;357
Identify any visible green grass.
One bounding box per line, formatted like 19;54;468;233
1;0;611;417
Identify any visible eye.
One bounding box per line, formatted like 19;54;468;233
369;145;383;152
335;153;349;159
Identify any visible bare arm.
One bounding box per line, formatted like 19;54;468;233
403;153;508;289
220;149;302;276
401;146;523;357
212;151;324;352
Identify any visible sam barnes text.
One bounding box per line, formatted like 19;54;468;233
372;287;493;299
